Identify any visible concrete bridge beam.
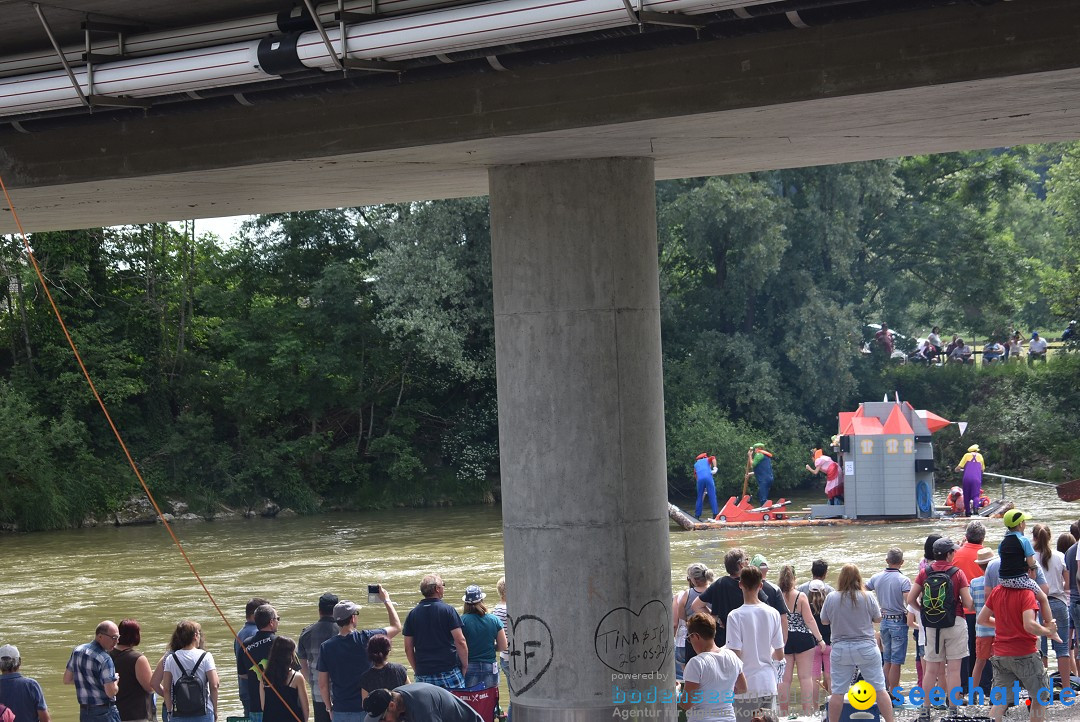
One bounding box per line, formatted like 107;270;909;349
490;157;674;720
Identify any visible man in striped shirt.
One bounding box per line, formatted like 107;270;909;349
969;547;996;694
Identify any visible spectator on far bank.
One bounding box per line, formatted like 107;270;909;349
927;326;943;353
874;323;894;356
1028;333;1048;364
982;340;1005;364
1008;332;1024;362
948;339;973;364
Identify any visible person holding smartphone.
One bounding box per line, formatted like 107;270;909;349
318;587;402;722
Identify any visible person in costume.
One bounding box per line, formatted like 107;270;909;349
945;486;965;515
805;449;842;506
954;444;984;517
694;453;719;520
748;443;775;506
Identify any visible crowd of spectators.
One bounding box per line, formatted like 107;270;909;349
868;321;1076;367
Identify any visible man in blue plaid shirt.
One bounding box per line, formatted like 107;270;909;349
63;621;120;722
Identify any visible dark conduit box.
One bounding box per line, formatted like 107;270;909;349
915;459;935;473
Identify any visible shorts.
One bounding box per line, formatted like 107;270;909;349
923;620;969;662
1072;600;1080;648
879;618;909;665
733;695;775;721
813;644;831;679
830;640;886;695
333;713;369;722
675;643;686;681
1039;598;1069;657
991;652;1047;705
415;667;465;689
975;636;994;661
464;661;500;690
785;630;817;655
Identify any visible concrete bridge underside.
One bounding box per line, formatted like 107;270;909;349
3;2;1080;720
2;0;1080;233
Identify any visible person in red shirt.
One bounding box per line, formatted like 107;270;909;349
907;538;974;718
977;585;1058;722
874;324;895;356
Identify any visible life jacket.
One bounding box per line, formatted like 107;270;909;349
946;488;964;514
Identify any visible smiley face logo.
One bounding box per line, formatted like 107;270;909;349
848;680;876;710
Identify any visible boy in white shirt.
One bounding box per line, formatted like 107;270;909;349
726;566;784;721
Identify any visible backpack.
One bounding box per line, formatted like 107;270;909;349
920;567;959;653
171;651;208;716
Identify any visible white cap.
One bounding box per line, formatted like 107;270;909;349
0;644;19;661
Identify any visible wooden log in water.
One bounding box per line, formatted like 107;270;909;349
668;503;700;531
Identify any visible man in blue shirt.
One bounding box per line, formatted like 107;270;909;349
1065;520;1080;674
63;621;120;722
693;453;718;520
318;589;401;722
403;574;469;689
234;597;268;717
0;644;49;722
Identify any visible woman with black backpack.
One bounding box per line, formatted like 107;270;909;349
162;621;219;722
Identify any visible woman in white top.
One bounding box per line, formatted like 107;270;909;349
927;327;943;361
1033;524;1071;685
162;620;219;722
1008;332;1024;361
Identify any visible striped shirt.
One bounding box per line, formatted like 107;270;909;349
971;576;993;637
492;602;510;663
66;640;116;705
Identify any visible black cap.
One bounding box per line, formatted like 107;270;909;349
319;592;339;613
363;689;392;719
933;538;960;559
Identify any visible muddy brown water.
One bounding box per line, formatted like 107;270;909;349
2;484;1075;719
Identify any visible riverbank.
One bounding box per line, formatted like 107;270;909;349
0;489;498;533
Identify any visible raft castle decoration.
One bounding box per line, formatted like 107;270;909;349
813;397;951;521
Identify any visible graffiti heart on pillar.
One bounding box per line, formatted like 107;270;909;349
593;599;670;673
507;614;554;696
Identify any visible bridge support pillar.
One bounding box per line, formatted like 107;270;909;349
489;158;675;721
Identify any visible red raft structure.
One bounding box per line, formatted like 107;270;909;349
714;495;790;522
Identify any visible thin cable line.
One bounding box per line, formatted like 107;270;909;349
0;174;302;722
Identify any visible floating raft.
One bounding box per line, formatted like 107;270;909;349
667;501;1012;531
939;498;1014;519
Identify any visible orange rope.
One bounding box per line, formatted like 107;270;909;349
0;175;302;722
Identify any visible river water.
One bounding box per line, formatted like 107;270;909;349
2;484;1076;720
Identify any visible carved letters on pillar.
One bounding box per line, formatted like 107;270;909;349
593;599;670;673
506;614;555;696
